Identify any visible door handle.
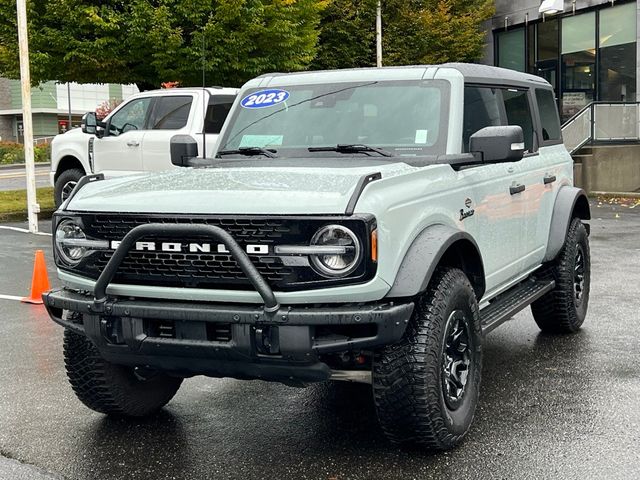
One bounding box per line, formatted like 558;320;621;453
510;184;526;195
543;175;557;185
126;140;140;147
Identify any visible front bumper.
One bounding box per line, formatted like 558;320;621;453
44;288;414;384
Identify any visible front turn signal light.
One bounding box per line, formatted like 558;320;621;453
371;229;378;262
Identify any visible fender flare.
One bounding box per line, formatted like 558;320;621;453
543;186;591;262
386;224;485;299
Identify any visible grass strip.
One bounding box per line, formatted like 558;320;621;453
0;187;55;222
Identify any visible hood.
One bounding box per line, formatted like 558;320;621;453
66;161;417;215
55;127;86;141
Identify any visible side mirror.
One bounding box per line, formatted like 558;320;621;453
170;135;199;167
81;112;97;135
469;126;525;163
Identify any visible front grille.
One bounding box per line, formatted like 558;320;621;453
66;213;376;291
92;250;294;289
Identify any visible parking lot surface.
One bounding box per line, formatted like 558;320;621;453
0;202;638;480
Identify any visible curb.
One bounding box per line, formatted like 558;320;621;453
0;162;51;170
590;191;640;199
0;209;55;223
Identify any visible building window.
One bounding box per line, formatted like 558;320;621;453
535;18;559;90
561;12;596;119
599;2;637;102
497;28;525;72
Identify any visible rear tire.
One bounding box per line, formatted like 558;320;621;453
372;267;482;450
54;168;84;207
531;217;590;334
64;329;182;417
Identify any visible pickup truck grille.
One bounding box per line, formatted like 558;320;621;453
68;214;375;292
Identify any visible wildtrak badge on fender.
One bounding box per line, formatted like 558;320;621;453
45;64;591;452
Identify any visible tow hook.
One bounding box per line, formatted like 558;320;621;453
255;326;281;355
100;318;125;345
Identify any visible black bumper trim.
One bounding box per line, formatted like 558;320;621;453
44;288;414;383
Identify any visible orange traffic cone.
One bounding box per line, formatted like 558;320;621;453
21;250;51;305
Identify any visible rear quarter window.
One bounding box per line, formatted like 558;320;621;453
535;89;562;142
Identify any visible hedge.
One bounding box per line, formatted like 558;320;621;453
0;141;51;165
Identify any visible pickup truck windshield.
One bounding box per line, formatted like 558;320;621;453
218;80;449;158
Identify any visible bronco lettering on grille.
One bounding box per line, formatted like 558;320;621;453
109;240;270;255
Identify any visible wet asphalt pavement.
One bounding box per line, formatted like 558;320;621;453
0;165;51;191
0;202;638;480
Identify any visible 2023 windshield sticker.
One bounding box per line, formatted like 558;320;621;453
240;89;290;109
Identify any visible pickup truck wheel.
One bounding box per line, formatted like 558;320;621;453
531;217;590;334
372;267;482;450
54;168;84;207
63;328;183;417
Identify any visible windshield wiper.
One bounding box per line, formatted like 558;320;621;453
216;147;278;158
308;144;393;157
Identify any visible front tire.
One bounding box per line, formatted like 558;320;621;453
54;168;84;207
531;217;590;334
64;329;183;417
373;267;482;450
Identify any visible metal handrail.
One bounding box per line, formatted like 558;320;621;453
561;101;640;155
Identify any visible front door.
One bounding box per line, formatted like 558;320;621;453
460;86;530;294
93;97;152;177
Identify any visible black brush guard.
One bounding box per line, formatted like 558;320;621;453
44;223;414;384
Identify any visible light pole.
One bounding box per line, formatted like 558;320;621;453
16;0;39;232
376;0;382;67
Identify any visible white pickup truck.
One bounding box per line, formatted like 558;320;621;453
50;87;238;206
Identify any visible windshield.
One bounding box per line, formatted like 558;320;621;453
218;80;450;158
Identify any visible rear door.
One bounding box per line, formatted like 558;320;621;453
92;96;153;176
519;88;567;267
141;94;194;171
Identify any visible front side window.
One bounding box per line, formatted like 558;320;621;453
535;89;562;142
149;96;192;130
218;80;450;158
462;86;501;152
108;97;152;136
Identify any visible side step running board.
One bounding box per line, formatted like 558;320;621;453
480;278;555;336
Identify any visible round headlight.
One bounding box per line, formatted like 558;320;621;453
55;220;87;265
310;225;362;277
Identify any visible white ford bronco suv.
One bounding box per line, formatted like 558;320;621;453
45;64;591;450
50;87;238;207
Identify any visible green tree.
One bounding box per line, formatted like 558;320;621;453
311;0;378;70
0;0;327;89
312;0;494;70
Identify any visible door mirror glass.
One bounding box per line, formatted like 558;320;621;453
81;112;97;135
170;135;199;167
469;126;525;163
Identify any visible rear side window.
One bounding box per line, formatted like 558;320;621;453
502;89;535;153
205;95;236;134
149;96;192;130
535;89;562;142
462;87;501;152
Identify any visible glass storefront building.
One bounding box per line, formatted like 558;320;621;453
487;0;638;121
